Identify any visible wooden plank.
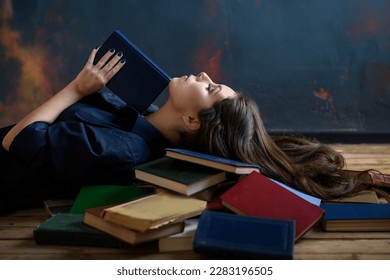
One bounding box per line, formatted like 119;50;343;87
338;154;390;159
0;240;203;260
343;158;390;164
0;252;203;260
3;208;48;217
294;239;390;254
329;144;390;154
294;253;390;260
342;165;390;172
303;228;390;239
0;227;34;239
0;216;47;227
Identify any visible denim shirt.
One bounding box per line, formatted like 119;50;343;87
0;91;170;211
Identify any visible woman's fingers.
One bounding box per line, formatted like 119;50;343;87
100;51;124;76
91;48;126;82
93;48;116;70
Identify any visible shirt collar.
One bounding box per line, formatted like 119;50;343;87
132;115;171;156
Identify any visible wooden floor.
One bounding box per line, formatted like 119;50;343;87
1;144;389;260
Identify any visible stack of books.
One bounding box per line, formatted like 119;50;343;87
33;147;328;259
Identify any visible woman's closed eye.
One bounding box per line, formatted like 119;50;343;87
206;83;213;93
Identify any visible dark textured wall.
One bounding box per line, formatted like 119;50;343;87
1;0;389;138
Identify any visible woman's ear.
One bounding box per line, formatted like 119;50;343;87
182;115;200;131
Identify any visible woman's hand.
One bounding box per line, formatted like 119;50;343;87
71;48;126;97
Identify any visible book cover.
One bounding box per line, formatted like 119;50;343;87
193;211;295;260
321;201;390;231
219;171;325;240
70;184;154;214
270;179;321;206
135;157;227;196
320;203;390;220
94;30;171;113
84;205;185;245
165;148;260;174
33;213;123;248
158;218;199;252
102;192;207;232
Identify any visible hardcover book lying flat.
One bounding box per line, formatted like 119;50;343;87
320;203;390;232
84;205;185;245
94;30;171;113
219;171;324;240
193;211;295;259
165;148;260;174
33;213;124;248
101;192;207;232
135;157;227;196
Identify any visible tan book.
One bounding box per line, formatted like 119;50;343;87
323;190;380;204
102;192;207;232
321;219;390;232
84;205;184;245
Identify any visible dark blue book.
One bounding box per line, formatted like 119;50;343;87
165;148;260;174
320;203;390;232
320;203;390;220
193;211;295;259
94;30;171;113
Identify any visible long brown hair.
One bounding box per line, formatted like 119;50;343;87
182;94;388;200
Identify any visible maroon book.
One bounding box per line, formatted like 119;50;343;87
220;171;324;240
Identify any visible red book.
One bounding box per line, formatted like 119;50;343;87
219;171;324;240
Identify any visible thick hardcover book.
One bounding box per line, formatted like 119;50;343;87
70;184;154;214
33;213;123;248
219;171;325;240
193;211;295;259
165;148;260;174
84;205;184;245
135;157;227;196
320;203;390;231
94;30;171;113
102;192;206;232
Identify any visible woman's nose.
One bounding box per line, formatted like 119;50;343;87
197;72;210;81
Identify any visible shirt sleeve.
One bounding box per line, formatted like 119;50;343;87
9;121;151;184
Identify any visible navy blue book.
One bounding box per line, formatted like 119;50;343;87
165;148;260;174
320;203;390;232
94;30;171;113
193;211;295;259
320;203;390;220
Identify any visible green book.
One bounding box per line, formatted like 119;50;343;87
70;184;154;214
134;157;227;196
33;213;124;248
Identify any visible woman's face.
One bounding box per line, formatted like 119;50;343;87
168;72;236;113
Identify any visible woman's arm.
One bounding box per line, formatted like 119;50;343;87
2;47;125;151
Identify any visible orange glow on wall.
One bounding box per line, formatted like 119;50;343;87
0;0;54;126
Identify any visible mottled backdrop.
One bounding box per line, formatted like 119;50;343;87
0;0;389;139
